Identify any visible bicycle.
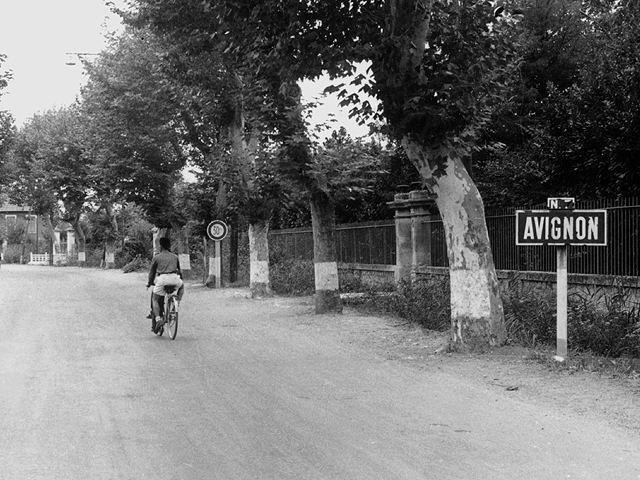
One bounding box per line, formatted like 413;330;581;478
152;285;179;340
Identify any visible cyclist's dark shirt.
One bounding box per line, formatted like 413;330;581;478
148;251;182;285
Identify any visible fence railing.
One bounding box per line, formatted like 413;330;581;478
485;198;640;277
29;253;50;265
270;220;396;265
269;197;640;278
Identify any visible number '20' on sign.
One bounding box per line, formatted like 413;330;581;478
206;220;228;241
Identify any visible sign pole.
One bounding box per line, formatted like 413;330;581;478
556;245;568;360
214;240;222;289
203;236;208;285
205;220;229;289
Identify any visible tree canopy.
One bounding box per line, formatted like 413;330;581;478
79;29;187;226
474;0;640;205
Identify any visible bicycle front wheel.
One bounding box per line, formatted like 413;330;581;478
167;297;179;340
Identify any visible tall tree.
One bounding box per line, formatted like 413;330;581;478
314;131;383;308
80;29;187;266
364;2;513;349
7;108;88;257
123;6;316;299
152;34;281;296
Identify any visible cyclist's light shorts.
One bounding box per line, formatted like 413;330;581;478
153;273;183;296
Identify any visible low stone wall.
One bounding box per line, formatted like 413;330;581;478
338;263;640;309
338;263;395;287
419;266;640;310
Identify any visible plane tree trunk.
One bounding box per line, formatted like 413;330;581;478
228;74;273;298
248;219;271;298
403;140;505;351
310;190;342;314
103;203;118;269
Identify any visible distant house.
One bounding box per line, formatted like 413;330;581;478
0;204;48;255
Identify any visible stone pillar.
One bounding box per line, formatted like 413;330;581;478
408;190;437;279
388;189;438;285
387;193;412;284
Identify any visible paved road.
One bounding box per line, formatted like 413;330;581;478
1;265;639;480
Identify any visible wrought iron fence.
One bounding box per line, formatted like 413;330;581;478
269;197;640;277
269;226;315;262
270;220;396;265
482;198;640;277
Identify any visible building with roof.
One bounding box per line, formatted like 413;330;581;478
0;204;48;262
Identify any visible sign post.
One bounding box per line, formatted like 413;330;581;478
206;220;229;288
556;244;568;358
516;198;607;361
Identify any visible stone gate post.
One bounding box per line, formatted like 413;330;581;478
388;192;412;284
408;190;437;280
388;189;437;285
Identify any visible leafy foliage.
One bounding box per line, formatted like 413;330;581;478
343;275;451;331
269;258;316;296
80;28;187;226
0;111;15;192
475;0;640;203
568;286;640;358
502;278;556;346
8;107;89;219
540;2;640;198
0;53;11;100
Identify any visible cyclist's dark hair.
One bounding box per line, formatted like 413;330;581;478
159;237;171;250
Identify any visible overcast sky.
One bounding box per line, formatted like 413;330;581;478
0;0;124;126
0;0;371;138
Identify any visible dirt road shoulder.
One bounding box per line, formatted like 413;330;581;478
250;292;640;438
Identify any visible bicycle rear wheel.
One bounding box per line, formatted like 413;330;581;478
166;296;178;340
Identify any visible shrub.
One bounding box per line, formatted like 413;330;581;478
122;255;150;273
339;270;366;293
348;275;451;331
501;278;640;358
2;244;27;264
84;247;106;268
502;280;556;347
270;258;315;296
568;292;640;358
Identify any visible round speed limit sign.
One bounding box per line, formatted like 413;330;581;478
206;220;229;241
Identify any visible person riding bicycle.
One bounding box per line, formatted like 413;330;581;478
147;237;184;332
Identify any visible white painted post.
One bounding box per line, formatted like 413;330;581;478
207;241;222;288
178;254;191;271
556;245;568;360
203;237;208;285
215;240;221;288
